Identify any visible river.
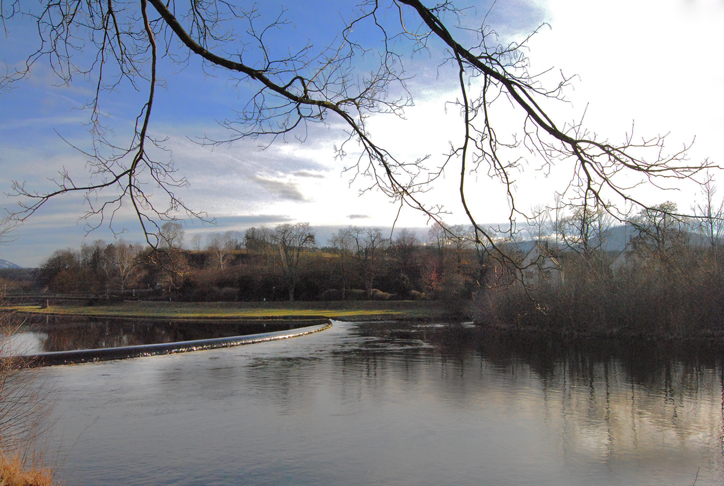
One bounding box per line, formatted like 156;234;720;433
32;320;724;485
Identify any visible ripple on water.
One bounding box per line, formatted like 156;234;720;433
36;321;724;486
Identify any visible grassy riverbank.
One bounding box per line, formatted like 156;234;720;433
4;300;451;321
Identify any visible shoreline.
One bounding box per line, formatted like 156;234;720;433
2;300;452;322
5;300;724;343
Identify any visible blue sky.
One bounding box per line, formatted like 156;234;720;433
1;0;723;267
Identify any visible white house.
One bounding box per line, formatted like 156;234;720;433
610;241;644;275
520;242;564;287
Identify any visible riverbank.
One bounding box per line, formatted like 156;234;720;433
3;300;452;322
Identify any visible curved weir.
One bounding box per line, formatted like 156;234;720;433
21;321;332;367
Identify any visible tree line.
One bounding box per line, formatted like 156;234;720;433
7;196;724;338
477;196;724;339
27;222;485;307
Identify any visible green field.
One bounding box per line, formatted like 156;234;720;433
4;300;450;321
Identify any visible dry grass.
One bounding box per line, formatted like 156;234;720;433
0;450;54;486
0;310;57;486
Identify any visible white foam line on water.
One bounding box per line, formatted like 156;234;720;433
22;321;333;367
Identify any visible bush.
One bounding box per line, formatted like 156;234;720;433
347;289;367;301
370;289;392;300
409;290;427;300
319;289;341;301
471;248;724;338
219;287;238;302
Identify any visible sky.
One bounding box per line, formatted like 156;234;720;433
1;0;723;267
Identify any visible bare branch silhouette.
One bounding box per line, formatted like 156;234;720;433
2;0;713;270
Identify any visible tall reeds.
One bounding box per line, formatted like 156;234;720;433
0;301;56;485
472;246;724;339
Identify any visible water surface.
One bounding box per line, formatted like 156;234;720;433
35;321;724;485
14;315;314;354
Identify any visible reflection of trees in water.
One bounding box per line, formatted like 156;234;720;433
419;325;724;473
422;324;724;388
332;322;724;475
26;316;309;352
117;319;722;478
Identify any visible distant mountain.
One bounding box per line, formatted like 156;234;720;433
0;259;22;269
596;225;636;252
526;224;712;255
596;224;711;252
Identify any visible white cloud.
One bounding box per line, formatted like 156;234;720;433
530;0;724;150
2;0;722;266
500;0;724;210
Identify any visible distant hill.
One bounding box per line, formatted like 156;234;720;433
596;225;636;252
0;259;22;269
511;223;712;256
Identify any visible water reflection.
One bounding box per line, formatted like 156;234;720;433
14;315;314;353
453;326;722;477
2;331;48;356
38;321;724;486
333;323;724;484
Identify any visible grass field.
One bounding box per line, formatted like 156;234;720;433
3;300;450;321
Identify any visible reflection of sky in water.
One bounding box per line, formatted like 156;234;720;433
1;332;47;356
31;321;724;486
533;362;722;484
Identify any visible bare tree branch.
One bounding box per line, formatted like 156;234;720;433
2;0;715;276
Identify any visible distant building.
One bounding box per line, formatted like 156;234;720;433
520;242;564;287
610;243;641;275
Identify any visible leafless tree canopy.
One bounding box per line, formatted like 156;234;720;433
2;0;712;264
272;222;315;300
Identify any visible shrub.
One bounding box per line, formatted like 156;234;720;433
319;289;341;301
471;247;724;338
219;287;238;302
409;290;427;300
347;289;367;300
370;289;392;300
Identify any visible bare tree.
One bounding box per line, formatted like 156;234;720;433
330;228;356;300
272;223;316;301
526;205;551;243
429;220;473;251
694;177;724;251
244;227;273;254
558;205;613;256
691;177;724;272
392;228;419;256
101;240;139;292
205;231;241;270
159;222;184;250
150;222;186;292
389;228;420;293
346;227;388;298
630;202;690;268
115;241;140;291
2;0;711;270
189;234;203;252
